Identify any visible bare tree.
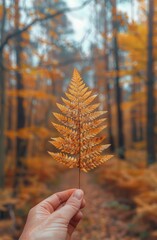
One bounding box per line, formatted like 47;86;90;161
0;0;6;188
146;0;156;164
104;0;114;151
12;0;27;195
111;0;125;158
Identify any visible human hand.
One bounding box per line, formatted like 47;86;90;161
19;189;85;240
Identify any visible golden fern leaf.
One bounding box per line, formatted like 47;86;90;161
48;69;113;186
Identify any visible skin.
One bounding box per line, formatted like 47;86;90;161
19;189;85;240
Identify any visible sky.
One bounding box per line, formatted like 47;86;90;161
66;0;95;52
65;0;140;52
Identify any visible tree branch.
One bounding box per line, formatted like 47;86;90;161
0;0;7;45
0;54;106;73
0;0;93;52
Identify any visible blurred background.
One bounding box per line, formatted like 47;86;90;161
0;0;157;239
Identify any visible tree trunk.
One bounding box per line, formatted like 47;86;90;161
13;0;27;194
104;0;114;151
111;0;125;158
0;64;5;188
146;0;156;164
0;0;6;188
131;109;137;143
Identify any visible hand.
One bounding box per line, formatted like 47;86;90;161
19;189;85;240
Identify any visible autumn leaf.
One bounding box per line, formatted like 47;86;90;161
48;68;113;187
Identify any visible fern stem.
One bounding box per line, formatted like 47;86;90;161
79;167;81;189
78;101;81;189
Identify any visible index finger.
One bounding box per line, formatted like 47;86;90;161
36;189;76;214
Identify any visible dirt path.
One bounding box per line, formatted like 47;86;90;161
55;169;133;240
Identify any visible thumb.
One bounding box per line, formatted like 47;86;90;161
55;189;84;223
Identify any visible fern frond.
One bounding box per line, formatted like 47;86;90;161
52;123;77;137
50;137;79;154
48;152;78;168
81;155;113;172
82;111;107;123
53;113;76;129
82;118;106;132
81;103;100;116
81;125;107;141
82;144;111;160
49;68;113;183
82;94;97;107
81;89;92;99
81;136;106;150
56;103;78;119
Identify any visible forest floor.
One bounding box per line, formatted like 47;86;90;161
54;169;140;240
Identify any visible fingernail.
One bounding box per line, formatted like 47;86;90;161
73;189;83;200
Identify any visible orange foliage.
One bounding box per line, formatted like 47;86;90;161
49;69;113;172
97;155;157;238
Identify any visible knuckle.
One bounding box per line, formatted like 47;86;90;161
68;200;79;211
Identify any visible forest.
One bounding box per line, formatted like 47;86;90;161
0;0;157;239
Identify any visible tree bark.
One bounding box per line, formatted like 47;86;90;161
111;0;125;158
146;0;156;164
0;0;6;188
13;0;27;195
104;0;114;151
131;112;137;142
